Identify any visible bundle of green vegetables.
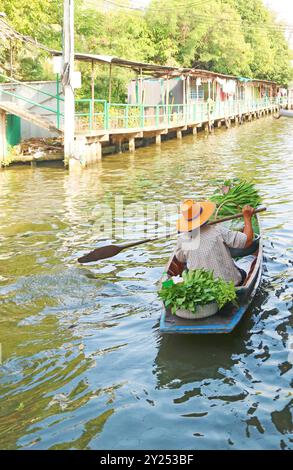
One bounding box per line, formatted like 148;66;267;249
158;269;236;315
210;178;261;217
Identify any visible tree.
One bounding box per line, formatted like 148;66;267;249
230;0;293;83
145;0;292;83
0;0;292;94
0;0;62;80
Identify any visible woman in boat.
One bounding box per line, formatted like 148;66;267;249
174;199;255;286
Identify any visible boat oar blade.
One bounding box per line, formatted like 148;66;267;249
78;244;122;263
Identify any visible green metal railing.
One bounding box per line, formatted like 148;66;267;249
74;98;107;132
74;96;288;133
0;71;288;135
0;72;64;129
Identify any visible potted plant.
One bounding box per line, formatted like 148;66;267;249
158;269;236;320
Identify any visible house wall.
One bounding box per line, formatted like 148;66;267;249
128;77;184;106
128;74;277;109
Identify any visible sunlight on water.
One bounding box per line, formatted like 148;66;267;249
0;117;292;449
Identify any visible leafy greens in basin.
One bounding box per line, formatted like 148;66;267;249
158;269;237;315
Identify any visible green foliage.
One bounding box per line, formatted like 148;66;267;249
231;0;293;84
210;178;262;216
0;0;62;80
158;269;236;315
0;0;292;99
146;0;292;82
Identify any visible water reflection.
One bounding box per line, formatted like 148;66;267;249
154;333;246;389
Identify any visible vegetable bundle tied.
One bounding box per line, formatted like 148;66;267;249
158;269;236;315
210;178;261;217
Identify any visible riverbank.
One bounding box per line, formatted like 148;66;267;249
2;105;280;167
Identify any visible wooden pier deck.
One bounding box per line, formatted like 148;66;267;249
72;98;283;166
0;74;289;166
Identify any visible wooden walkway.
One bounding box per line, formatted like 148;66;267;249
72;100;280;166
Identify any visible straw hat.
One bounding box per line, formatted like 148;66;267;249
176;199;216;232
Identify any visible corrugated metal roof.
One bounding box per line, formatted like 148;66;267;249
54;52;277;84
53;51;179;74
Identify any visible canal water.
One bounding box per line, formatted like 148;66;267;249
0;117;292;450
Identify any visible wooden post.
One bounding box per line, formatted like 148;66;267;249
207;79;211;130
91;60;95;102
108;63;112;104
0;110;7;165
63;0;76;167
140;67;143;104
186;75;190;121
182;75;186;122
177;130;182;139
192;126;197;135
91;60;95;129
9;39;13;78
166;75;170;126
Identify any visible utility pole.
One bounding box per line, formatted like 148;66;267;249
63;0;76;167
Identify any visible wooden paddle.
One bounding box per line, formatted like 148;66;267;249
78;206;266;263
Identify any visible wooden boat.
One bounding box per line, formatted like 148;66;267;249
278;109;293;118
159;215;263;334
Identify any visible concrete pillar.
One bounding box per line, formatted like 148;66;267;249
217;120;221;128
129;136;135;152
116;138;122;154
177;130;182;139
71;137;102;168
192;126;197;135
204;123;209;132
96;141;102;160
91;142;96;163
88;139;102;164
69;135;84;170
0;110;7;165
155;133;161;145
